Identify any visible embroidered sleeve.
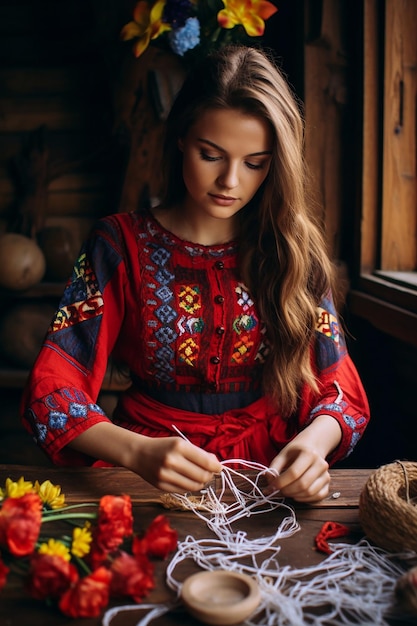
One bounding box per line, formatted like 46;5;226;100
300;293;370;464
20;217;129;465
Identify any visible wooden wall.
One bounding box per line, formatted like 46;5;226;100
0;1;125;243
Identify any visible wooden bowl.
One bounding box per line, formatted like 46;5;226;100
181;570;261;625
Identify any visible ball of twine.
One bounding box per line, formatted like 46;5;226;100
359;460;417;553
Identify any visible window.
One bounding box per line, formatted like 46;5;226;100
349;0;417;346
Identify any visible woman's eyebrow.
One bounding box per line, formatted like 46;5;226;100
197;137;272;157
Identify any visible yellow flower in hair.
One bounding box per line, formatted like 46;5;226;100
0;476;34;501
217;0;278;37
71;524;93;558
121;0;172;58
34;480;66;509
38;539;71;562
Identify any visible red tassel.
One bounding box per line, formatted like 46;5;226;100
315;521;350;554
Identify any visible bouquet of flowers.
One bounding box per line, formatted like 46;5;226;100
0;475;178;618
121;0;278;61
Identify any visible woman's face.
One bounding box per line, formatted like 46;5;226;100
179;107;273;222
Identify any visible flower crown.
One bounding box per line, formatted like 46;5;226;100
121;0;278;60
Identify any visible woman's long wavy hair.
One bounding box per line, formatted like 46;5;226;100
161;44;335;416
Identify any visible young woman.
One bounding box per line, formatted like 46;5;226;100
21;45;370;502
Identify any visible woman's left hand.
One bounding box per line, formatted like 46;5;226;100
267;442;331;502
266;414;343;502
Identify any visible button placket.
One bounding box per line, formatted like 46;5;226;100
209;259;226;389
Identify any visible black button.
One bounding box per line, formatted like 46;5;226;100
215;261;224;270
207;382;217;392
216;326;225;335
210;356;220;364
214;295;224;304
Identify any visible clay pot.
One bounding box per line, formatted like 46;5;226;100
0;233;46;290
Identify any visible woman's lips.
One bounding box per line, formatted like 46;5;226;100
209;194;237;206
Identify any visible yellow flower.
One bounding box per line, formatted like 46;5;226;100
34;480;66;510
71;524;93;558
38;539;71;562
120;0;172;58
0;476;34;501
217;0;278;37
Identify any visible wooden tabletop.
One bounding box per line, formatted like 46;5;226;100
0;465;379;626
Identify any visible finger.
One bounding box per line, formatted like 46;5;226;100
269;444;311;476
160;450;217;489
282;470;330;502
156;466;213;493
183;443;223;473
273;457;312;491
291;479;330;503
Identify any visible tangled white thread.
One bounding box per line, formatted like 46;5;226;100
102;459;415;626
165;460;299;595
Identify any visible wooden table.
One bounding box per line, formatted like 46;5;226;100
0;465;409;626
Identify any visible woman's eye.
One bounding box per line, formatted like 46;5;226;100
246;161;265;170
200;150;220;162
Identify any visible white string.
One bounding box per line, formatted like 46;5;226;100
102;459;416;626
247;541;414;626
102;603;171;626
171;424;189;439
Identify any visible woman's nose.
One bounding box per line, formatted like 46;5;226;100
217;162;239;189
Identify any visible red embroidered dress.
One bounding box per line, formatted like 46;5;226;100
21;210;370;466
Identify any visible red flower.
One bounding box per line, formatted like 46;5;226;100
27;553;79;600
0;473;178;618
133;514;178;559
58;566;112;618
88;544;109;571
94;495;133;552
110;551;154;602
0;493;42;556
0;556;9;591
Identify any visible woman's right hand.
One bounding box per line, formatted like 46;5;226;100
69;422;222;493
131;435;223;493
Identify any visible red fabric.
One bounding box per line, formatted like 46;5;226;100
20;209;370;467
114;391;279;465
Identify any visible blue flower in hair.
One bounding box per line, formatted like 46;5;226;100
168;17;200;56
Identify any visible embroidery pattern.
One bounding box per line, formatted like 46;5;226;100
145;243;177;383
235;283;254;310
232;335;254;363
314;295;347;372
178;337;199;366
255;326;270;363
50;254;103;333
231;283;259;363
316;306;340;343
178;285;202;314
309;382;367;456
140;221;265;388
232;314;257;334
28;389;105;445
